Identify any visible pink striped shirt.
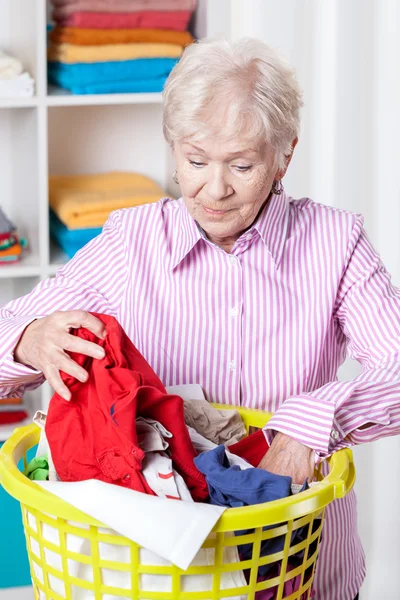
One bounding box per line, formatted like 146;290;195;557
3;189;400;598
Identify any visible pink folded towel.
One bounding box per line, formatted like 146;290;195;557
53;9;192;30
52;0;196;16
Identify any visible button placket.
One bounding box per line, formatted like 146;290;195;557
226;253;242;404
230;306;239;318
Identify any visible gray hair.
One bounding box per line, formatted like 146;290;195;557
163;37;303;170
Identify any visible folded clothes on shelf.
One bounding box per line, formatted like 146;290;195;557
48;0;195;95
0;396;28;426
0;73;34;98
0;49;23;79
49;26;193;47
53;9;193;30
50;210;102;258
48;41;183;64
48;56;178;84
48;57;178;92
52;76;169;94
0;206;28;264
51;0;196;17
0;50;35;97
49;171;167;229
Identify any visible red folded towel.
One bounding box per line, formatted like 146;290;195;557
53;9;192;30
0;410;29;425
52;0;196;16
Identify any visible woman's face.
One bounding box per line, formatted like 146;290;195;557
173;137;281;252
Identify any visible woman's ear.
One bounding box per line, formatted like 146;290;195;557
274;137;298;180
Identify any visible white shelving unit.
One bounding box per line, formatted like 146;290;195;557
0;0;209;595
0;0;213;428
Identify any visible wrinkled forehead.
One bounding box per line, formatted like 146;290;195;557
179;102;271;157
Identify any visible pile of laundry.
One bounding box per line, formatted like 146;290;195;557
0;206;28;265
49;171;167;258
47;0;196;94
0;49;35;97
26;313;314;599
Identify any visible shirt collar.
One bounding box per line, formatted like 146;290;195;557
168;200;203;271
168;189;289;270
252;188;290;269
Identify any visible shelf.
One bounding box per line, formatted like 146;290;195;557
0;96;38;109
46;85;163;107
0;253;41;279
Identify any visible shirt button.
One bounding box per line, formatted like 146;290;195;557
229;255;237;265
330;429;339;440
228;360;236;371
230;306;239;317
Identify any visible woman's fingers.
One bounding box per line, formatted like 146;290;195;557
56;351;89;383
59;332;105;359
15;310;107;400
63;311;107;339
44;363;72;401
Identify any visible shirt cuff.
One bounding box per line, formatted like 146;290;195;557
262;394;344;459
0;315;44;385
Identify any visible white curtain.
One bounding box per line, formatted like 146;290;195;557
201;1;400;597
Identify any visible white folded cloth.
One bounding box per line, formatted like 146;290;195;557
0;49;23;79
0;72;34;97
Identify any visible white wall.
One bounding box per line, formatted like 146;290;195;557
204;1;400;598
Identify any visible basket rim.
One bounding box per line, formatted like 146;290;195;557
0;409;355;531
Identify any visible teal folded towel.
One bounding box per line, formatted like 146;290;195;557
50;210;102;259
48;57;179;94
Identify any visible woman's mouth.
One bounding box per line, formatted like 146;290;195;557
202;205;231;216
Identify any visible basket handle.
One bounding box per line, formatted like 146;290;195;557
323;448;356;499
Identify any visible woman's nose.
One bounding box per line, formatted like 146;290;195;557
205;167;233;201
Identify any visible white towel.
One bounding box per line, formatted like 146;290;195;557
37;479;225;570
0;72;34;97
0;49;23;79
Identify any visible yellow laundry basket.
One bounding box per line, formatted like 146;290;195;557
0;406;355;600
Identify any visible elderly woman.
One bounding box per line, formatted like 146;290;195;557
1;37;399;599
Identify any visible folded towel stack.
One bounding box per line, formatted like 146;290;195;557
48;0;196;95
0;50;35;97
49;171;167;257
0;397;29;426
0;206;28;265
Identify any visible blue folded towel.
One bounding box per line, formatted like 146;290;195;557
50;211;102;259
48;57;179;87
49;75;169;95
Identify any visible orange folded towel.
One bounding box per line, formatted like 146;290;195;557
0;242;22;258
0;397;23;406
50;27;194;47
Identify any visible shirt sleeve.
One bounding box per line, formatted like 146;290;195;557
263;216;400;460
0;210;128;398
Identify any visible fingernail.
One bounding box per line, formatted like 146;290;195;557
96;349;105;359
101;330;107;339
63;392;71;401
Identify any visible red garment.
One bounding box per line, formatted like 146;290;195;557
46;313;208;501
228;429;269;467
54;10;192;30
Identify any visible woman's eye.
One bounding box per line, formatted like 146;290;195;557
189;160;205;168
234;165;252;172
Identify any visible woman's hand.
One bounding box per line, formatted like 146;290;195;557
257;432;315;485
14;310;106;401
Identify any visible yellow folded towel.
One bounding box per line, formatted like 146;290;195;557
49;171;167;229
47;42;183;64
